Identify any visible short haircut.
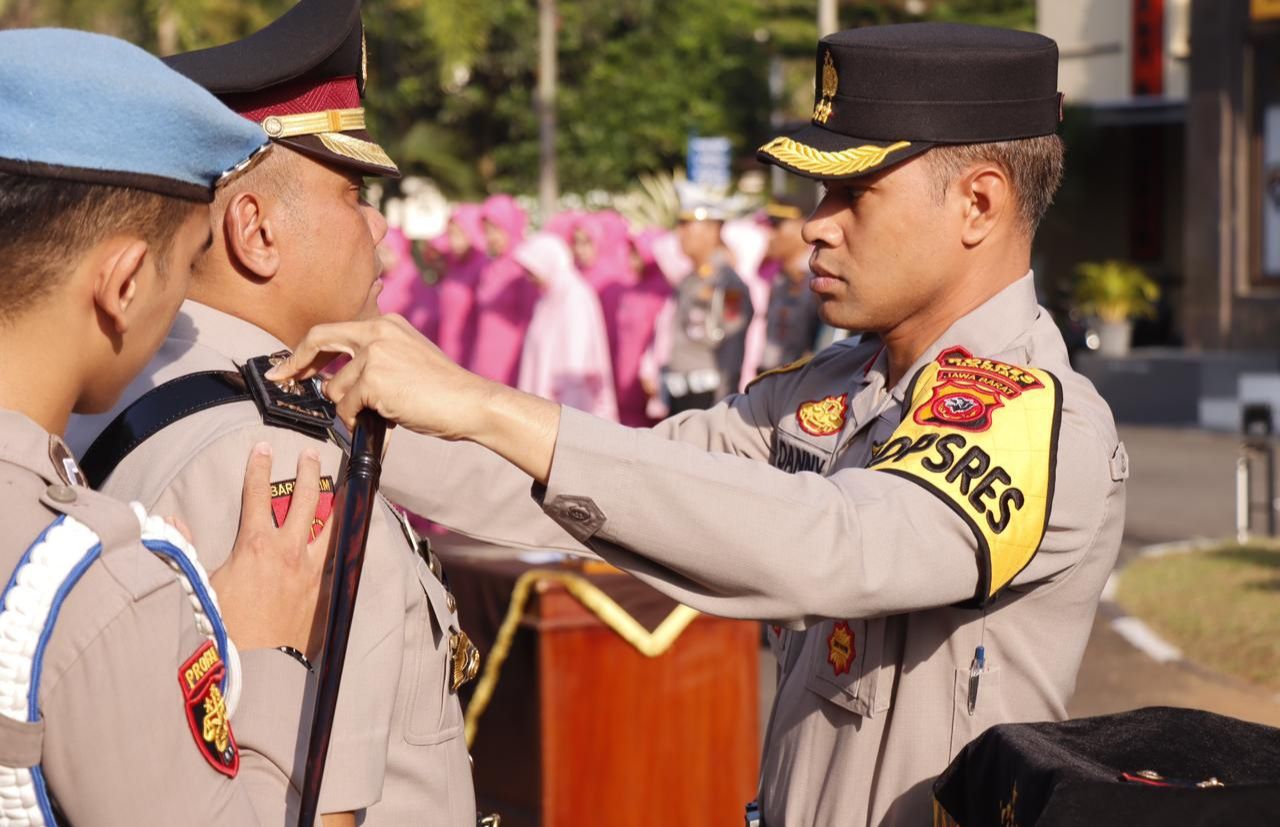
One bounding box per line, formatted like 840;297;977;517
923;134;1064;237
0;172;199;322
211;146;300;215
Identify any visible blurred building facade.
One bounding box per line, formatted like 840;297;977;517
1183;0;1280;351
1038;0;1280;430
1035;0;1189;348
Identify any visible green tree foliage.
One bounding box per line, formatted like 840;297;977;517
365;0;772;198
4;0;1034;197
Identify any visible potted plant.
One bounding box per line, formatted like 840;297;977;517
1072;260;1160;357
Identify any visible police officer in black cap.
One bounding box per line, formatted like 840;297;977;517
263;21;1128;827
67;2;487;826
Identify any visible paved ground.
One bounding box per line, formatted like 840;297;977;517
1069;425;1280;726
758;425;1280;735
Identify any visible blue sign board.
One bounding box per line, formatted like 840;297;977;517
687;135;732;188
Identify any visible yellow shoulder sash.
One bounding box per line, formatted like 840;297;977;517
868;347;1062;605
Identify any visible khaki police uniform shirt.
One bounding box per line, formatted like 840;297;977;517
378;274;1127;827
0;410;318;825
67;302;475;826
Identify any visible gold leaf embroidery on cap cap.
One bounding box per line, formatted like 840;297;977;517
318;131;400;172
759;137;911;177
813;50;838;124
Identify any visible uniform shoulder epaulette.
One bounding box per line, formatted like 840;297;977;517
81;350;335;488
240;351;335;441
747;355;814;390
867;346;1062;606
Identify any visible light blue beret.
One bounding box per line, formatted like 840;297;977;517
0;28;269;202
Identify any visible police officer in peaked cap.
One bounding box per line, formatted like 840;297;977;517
66;2;488;825
269;22;1127;827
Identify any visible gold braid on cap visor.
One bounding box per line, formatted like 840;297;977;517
260;107;399;172
759;137;911;177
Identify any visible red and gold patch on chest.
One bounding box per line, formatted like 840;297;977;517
179;640;238;777
827;620;856;676
270;475;335;541
796;393;848;437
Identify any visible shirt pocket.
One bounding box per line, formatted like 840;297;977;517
948;666;1004;761
403;556;465;745
803;618;870;717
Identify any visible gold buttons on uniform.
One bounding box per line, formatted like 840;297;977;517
449;630;481;691
446;593;457;613
45;483;77;504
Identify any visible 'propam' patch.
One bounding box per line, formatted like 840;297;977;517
868;347;1062;605
179;640;238;777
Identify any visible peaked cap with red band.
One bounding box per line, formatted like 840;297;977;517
163;0;399;178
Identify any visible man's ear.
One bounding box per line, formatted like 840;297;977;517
957;164;1012;247
91;237;149;335
224;190;281;280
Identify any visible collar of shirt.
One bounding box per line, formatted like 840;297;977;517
171;300;290;366
0;409;70;486
885;271;1039;403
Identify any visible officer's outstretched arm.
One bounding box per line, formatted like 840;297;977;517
271;317;1114;625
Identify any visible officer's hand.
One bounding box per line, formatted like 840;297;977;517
267;315;490;440
212;442;332;659
270;315;563;483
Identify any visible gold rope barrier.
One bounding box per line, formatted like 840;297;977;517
463;569;701;746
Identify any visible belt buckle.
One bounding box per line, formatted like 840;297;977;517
449;630;481;691
478;815;502;827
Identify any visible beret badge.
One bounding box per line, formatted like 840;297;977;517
813;50;838;125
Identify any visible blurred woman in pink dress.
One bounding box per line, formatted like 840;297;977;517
599;228;673;426
435;203;488;365
514;233;618;420
376;226;439;340
469;194;538;385
572;210;633;294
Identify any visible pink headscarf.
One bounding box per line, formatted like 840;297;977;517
514;233;618;420
468;195;537;385
575;210;635;293
435;204;488;365
600;228;673;426
376;227;439;341
543;209;584;245
722;217;773;390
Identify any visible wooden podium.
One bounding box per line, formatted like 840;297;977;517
438;539;759;827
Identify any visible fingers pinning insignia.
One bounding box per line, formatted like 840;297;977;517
270;475;336;541
179;641;239;777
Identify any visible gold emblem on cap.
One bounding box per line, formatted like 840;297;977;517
759;136;911;177
813;50;838;124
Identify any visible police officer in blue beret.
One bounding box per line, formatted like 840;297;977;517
0;28;336;825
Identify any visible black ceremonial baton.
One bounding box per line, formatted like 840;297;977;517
297;409;388;827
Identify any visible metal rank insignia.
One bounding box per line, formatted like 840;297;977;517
449;629;480;691
241;350;336;441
